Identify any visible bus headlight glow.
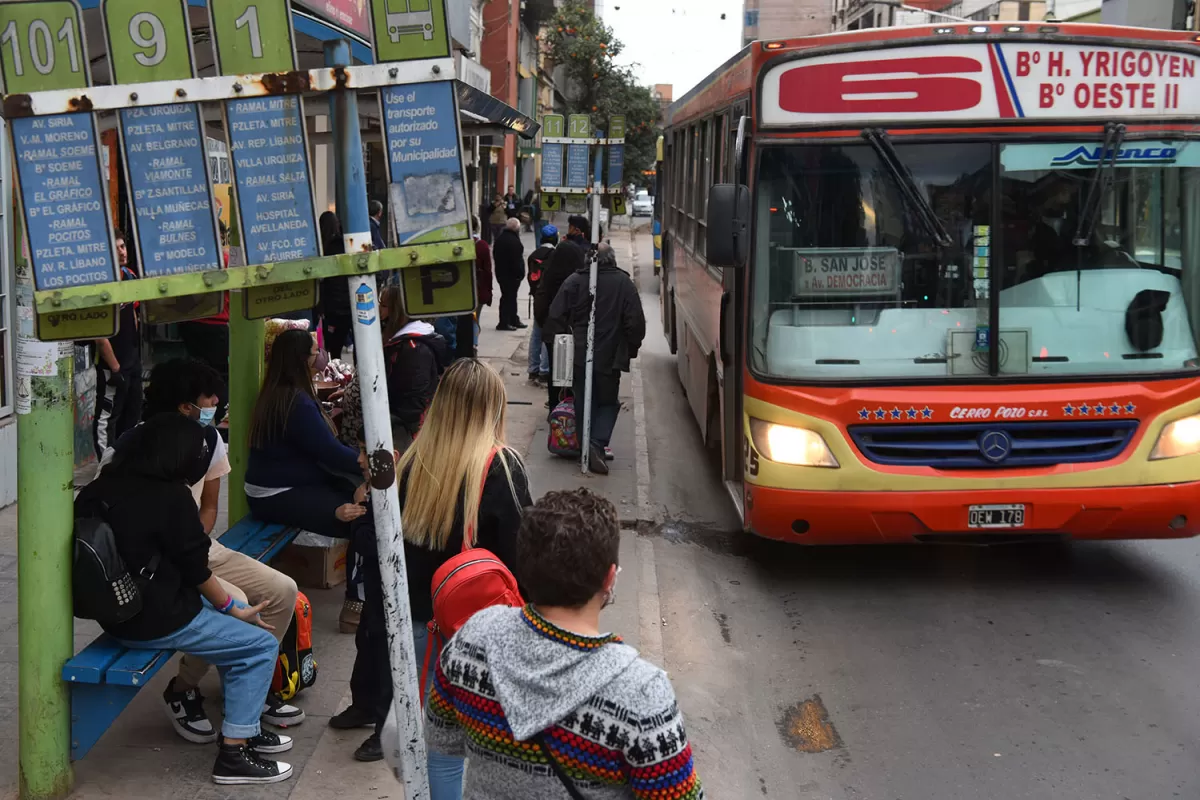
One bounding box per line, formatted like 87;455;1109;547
749;418;839;468
1150;414;1200;460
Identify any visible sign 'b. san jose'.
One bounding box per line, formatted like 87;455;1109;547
0;0;118;292
104;0;223;278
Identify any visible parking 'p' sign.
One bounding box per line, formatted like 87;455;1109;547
0;0;118;292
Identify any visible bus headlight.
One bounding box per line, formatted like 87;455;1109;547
1150;414;1200;460
749;418;839;468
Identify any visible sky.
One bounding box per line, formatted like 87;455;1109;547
597;0;745;101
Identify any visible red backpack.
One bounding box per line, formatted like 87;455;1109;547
420;449;524;700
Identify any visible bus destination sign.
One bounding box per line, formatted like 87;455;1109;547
791;247;899;297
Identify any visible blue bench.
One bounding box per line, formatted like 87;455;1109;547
63;517;301;761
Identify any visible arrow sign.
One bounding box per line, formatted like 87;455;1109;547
541;193;562;212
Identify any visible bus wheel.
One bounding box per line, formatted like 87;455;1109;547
667;290;678;355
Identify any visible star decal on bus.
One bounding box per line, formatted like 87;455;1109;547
1094;403;1106;415
1124;402;1136;414
1109;403;1121;415
1063;403;1075;415
858;408;871;420
1078;404;1091;415
875;407;887;420
890;407;903;420
906;407;918;419
921;406;933;419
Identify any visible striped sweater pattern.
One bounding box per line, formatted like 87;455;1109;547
426;605;704;800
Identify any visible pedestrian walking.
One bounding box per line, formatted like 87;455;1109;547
493;217;526;331
77;414;294;785
549;242;646;474
368;199;386;251
456;217;492;359
332;358;531;789
488;196;507;243
526;225;557;384
93;229;143;460
534;239;586;410
425;488;704;799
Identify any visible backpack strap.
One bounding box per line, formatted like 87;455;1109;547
532;732;587;800
461;447;500;554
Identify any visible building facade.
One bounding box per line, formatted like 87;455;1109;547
743;0;832;45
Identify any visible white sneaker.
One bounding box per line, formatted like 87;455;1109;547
261;693;305;727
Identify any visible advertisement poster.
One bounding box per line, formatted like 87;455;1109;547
297;0;370;39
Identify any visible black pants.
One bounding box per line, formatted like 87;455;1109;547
498;277;521;326
178;322;229;422
94;363;143;459
323;315;353;360
350;550;391;735
573;368;621;449
455;312;476;359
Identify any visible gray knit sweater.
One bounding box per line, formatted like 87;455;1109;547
424;605;704;800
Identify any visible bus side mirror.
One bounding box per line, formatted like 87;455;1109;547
707;183;750;269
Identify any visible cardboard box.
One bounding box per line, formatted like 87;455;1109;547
272;536;348;590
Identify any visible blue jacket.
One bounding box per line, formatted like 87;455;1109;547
246;393;361;488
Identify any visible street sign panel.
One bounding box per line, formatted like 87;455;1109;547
381;81;469;245
209;0;296;73
35;305;117;340
541;193;562;213
103;0;196;84
607;143;624;192
542;114;564;138
400;262;475;318
0;1;89;93
611;195;626;216
244;279;319;319
370;0;451;63
226;97;320;264
541;113;563;188
566;113;590;189
608;115;626;140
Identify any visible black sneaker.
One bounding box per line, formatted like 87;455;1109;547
586;444;609;475
212;741;293;785
512;320;528;329
261;693;306;728
354;734;384;762
247;730;293;754
496;324;515;332
329;705;375;730
163;677;217;744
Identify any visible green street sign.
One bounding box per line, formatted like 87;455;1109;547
400;263;475;318
143;292;224;325
568;114;590;139
609;115;626;140
243;280;320;320
542;114;564;138
36;305;117;340
208;0;296;74
103;0;195;83
0;0;89;92
541;193;562;212
370;0;450;63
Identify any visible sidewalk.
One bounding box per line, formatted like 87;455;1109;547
0;220;657;799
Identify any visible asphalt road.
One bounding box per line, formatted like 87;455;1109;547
631;231;1200;800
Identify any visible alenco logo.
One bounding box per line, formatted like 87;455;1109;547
778;56;985;114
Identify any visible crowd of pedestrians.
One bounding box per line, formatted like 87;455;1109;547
75;192;675;794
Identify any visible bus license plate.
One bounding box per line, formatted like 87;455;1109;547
968;504;1026;529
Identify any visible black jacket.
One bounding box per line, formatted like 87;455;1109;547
321;234;349;319
75;473;212;641
526;243;555;295
385;327;451;435
534;240;585;329
549;262;646;374
356;450;531;623
492;229;525;284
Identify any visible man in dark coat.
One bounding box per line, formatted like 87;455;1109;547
548;242;645;474
535;240;586;409
492;217;526;330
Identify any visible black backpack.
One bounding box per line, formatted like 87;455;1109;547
72;503;156;625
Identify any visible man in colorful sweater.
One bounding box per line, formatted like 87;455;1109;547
425;488;704;799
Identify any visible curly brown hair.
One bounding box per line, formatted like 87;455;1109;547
517;488;620;608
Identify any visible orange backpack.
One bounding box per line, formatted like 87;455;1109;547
271;592;317;701
420;450;524;701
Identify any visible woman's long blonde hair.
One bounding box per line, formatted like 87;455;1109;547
398;358;518;549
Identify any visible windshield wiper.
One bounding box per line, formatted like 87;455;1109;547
1073;122;1126;246
862;128;953;247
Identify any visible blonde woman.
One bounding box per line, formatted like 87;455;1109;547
330;359;531;792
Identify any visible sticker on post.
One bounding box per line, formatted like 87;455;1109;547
790;248;900;297
356;283;376;325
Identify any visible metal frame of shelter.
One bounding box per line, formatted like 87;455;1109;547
2;0;486;796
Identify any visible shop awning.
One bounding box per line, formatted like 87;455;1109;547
456;81;540;141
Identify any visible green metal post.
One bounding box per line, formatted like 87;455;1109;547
226;194;261;524
14;242;74;798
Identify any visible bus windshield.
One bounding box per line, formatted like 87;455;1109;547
751;140;1200;382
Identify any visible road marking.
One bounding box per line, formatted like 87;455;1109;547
636;537;666;669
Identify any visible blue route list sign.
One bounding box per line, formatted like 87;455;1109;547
566;142;590;189
542;141;563;187
227;96;319;264
12;113;116;291
122;104;222;276
382;82;469;245
607;144;624;191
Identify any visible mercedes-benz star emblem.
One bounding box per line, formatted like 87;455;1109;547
978;430;1013;463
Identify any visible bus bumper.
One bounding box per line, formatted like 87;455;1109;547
744;482;1200;544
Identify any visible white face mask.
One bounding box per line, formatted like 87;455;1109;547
603;566;622;609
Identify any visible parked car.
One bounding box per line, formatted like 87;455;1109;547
632;191;653;216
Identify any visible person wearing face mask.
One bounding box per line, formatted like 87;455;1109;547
113;359;305;741
425;488;704;800
77;414;295;785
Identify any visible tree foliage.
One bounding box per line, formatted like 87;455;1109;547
542;3;662;186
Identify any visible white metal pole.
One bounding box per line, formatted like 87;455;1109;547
581;131;604;474
327;39;429;798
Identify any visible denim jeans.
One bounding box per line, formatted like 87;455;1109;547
118;605;277;739
527;324;549;375
415;624;465;800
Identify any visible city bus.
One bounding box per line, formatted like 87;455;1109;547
659;23;1200;544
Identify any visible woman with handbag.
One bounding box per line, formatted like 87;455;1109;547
329;358;531;795
76;413;294;785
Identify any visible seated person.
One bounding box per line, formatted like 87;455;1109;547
76;414;293;786
131;359;304;738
